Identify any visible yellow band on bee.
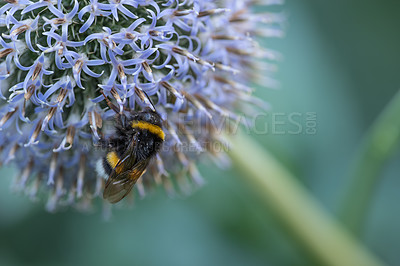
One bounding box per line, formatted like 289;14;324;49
131;121;165;140
106;151;120;169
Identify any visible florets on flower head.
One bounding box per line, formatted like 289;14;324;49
0;0;284;212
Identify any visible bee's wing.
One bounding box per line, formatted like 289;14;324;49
103;158;151;204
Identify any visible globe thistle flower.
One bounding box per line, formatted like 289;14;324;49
0;0;284;212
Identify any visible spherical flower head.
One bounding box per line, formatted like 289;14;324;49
0;0;284;212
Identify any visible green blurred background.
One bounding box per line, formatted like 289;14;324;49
1;0;400;265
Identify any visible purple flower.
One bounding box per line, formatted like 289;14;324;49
139;8;176;48
38;30;84;70
2;15;39;52
0;0;284;212
0;0;32;21
70;53;104;88
84;27;124;63
78;0;111;33
111;18;146;52
98;0;139;22
122;47;158;82
0;36;26;72
21;53;53;91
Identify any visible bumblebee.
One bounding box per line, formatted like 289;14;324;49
98;96;165;203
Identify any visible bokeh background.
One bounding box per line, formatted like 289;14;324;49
1;0;400;265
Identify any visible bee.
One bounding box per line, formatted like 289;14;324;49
98;92;164;203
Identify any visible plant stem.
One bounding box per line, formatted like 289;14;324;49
340;90;400;234
227;131;385;266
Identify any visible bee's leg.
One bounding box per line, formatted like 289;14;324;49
101;90;120;114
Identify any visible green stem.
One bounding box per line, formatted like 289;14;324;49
340;90;400;234
227;131;385;266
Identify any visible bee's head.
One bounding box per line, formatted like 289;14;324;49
132;109;163;127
